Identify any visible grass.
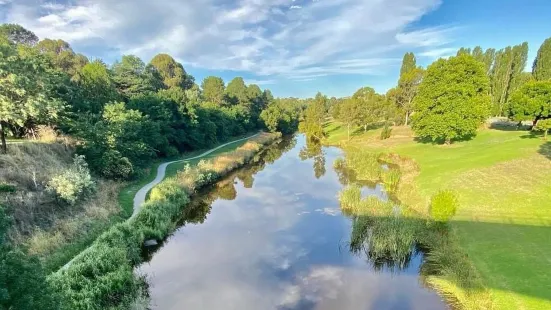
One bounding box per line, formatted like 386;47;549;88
324;120;551;309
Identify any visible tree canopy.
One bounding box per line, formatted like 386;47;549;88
149;53;194;89
533;38;551;81
412;54;491;144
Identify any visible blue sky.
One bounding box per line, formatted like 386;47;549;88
1;0;550;98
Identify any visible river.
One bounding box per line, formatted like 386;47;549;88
138;134;447;310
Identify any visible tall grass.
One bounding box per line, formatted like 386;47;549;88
381;168;401;192
48;132;281;310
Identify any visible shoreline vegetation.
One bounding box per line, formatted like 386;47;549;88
48;132;281;310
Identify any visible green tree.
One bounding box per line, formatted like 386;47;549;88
490;42;529;116
260;98;300;134
36;38;88;78
412;54;491;144
0;24;38;46
76;60;119;114
397;66;424;125
0;40;65;153
399;52;416;76
334;98;362;140
149;53;194;89
508;80;551;126
225;77;248;105
298;92;327;140
533;38;551;81
534;119;551;140
112;55;164;99
201;76;226;105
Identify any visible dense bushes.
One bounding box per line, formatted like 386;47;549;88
48;132;280;310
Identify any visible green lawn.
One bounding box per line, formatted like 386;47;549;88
323;121;551;309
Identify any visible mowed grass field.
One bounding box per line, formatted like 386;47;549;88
323;121;551;309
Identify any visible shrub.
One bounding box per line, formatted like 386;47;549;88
380;123;392;140
430;190;459;223
48;155;95;205
100;150;134;180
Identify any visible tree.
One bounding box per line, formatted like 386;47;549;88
36;39;88;78
533;38;551;81
334;98;362;141
112;55;163;99
399;52;416;77
456;47;472;56
260;99;300;134
508;80;551;126
350;87;387;131
0;24;38;46
225;77;248;105
201;76;226;105
397;66;424;125
412;54;491;144
299;92;327;140
534;119;551;140
149;53;194;89
0;40;64;153
490;42;529;116
76;60;119;114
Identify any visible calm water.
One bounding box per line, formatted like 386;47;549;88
138;135;447;310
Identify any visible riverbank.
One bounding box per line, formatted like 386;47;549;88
48;132;281;310
322;121;551;309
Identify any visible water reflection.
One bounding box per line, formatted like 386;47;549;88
138;134;445;310
299;137;326;179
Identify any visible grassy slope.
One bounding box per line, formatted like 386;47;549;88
323;121;551;309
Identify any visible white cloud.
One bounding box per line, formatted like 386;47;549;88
419;47;457;58
1;0;456;81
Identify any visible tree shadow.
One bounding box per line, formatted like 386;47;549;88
351;122;386;136
519;131;543;139
413;133;476;145
539;141;551;160
489;122;531;131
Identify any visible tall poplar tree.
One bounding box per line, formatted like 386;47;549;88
399;53;416;76
397;52;423;125
533;37;551;81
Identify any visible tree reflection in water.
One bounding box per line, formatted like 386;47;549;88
298;137;326;179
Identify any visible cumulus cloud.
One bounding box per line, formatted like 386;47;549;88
1;0;457;81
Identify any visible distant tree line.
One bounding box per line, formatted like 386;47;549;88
0;23;302;180
299;36;551;144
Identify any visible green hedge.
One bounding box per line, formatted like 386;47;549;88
48;132;280;310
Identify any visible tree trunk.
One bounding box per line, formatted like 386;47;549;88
545;130;548;141
445;137;451;145
347;123;350;141
0;121;7;154
405;112;409;126
364;124;367;132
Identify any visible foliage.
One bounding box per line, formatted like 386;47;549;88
412;54;491;144
380;123;392;140
260;98;301;134
0;24;38;46
111;55;163;99
534;119;551;139
201;76;226;105
490;42;529;116
533;37;551;81
381;168;401;192
508;80;551;124
48;155;95;205
397;53;424;125
429;190;459;223
299;92;327;140
149;53;194;89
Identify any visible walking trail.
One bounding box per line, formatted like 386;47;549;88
132;132;259;216
60;133;259;270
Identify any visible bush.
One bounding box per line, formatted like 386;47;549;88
48;155;95;205
430;190;459;223
101;150;134;180
380;123;392;140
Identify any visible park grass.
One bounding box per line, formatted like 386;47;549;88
323;120;551;309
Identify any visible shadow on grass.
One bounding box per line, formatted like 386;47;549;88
413;133;476;145
351;122;386;136
519;131;543;139
539;141;551;160
489;122;532;131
